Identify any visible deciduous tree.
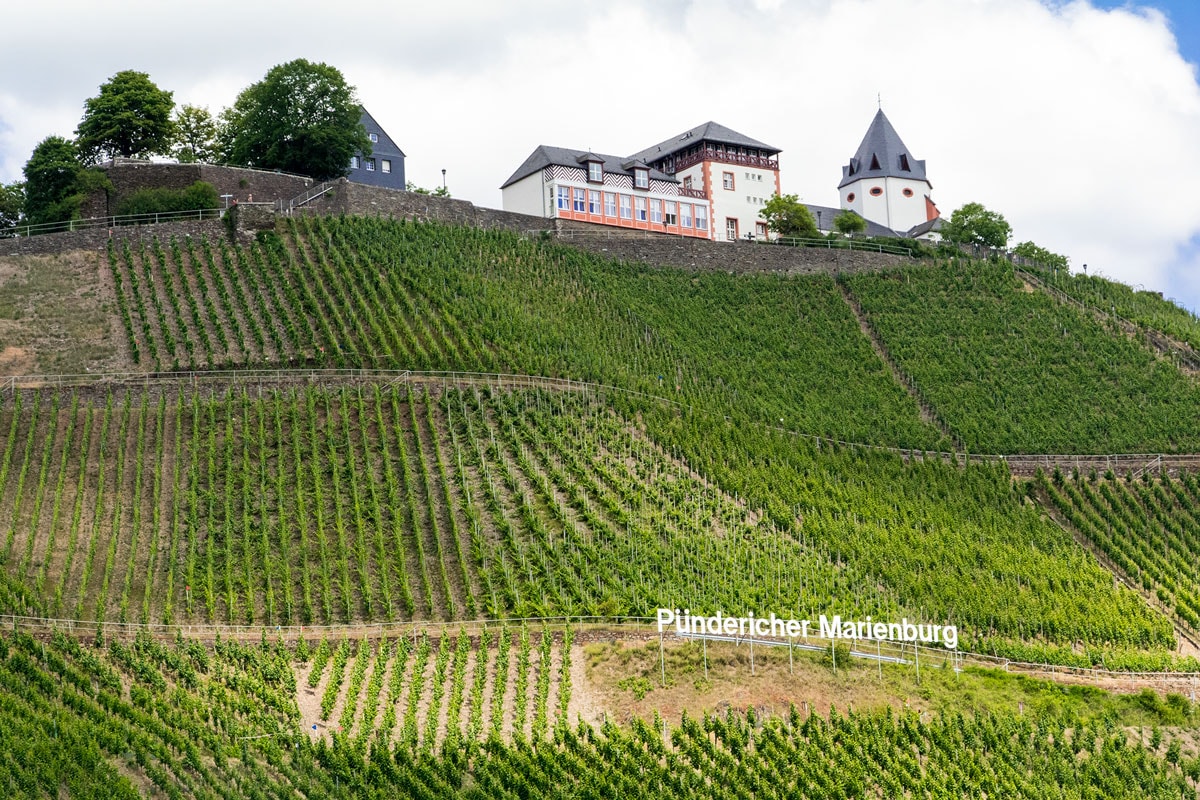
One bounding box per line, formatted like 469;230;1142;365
940;202;1012;249
1013;240;1068;271
75;70;175;164
833;210;866;236
222;59;370;181
171;104;219;164
760;193;818;239
0;182;23;232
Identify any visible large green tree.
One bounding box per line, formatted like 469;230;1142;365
222;59;370;180
75;70;175;164
1013;240;1069;271
23;136;85;225
759;193;818;239
170;104;219;163
940;202;1012;249
0;182;23;232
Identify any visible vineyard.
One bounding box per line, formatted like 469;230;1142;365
0;624;1196;798
1036;469;1200;637
843;260;1200;453
5;210;1200;795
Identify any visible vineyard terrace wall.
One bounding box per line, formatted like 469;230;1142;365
0;219;229;257
302;178;912;276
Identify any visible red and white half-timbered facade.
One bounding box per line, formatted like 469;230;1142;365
501;146;711;239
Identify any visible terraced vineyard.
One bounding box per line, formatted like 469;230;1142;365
0;383;893;629
103;216;942;449
1037;469;1200;635
1;624;1195;798
844;261;1200;453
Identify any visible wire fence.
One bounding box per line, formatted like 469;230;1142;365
0;207;222;239
6;611;1198;696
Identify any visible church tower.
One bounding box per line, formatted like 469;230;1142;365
838;109;938;236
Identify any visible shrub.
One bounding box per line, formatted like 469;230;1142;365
115;180;219;218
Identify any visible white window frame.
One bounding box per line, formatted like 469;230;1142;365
620;194;632;219
588;162;603;182
573;188;586;212
588;190;600;215
350;156;359;169
635;196;647;221
368;132;379;143
604;192;617;218
381;159;391;174
365;158;376;172
650;198;662;224
695;205;708;230
634;169;649;189
722;171;735;190
557;186;570;210
681;203;692;228
726;217;738;241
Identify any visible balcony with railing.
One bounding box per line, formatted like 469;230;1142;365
679;187;707;199
671;147;779;173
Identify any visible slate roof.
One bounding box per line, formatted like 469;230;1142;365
359;106;405;158
805;203;901;238
500;145;675;189
838;109;927;189
905;216;943;238
630;121;781;164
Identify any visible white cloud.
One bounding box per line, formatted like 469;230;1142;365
2;0;1199;310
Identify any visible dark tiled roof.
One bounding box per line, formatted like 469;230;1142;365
359;106;405;158
838;109;927;189
500;145;675;189
630;121;781;163
805;203;901;238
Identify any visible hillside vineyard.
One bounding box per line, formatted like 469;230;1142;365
3;214;1200;795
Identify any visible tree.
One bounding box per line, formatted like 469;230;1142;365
759;193;818;239
833;210;866;236
171;104;219;163
0;182;23;232
940;202;1012;249
23;136;85;225
1012;240;1068;271
222;59;371;181
75;70;175;164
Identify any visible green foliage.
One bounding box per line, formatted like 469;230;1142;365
0;181;23;232
760;193;818;238
1013;240;1069;270
222;59;370;180
833;209;866;235
941;201;1012;248
75;70;175;164
113;181;219;217
845;260;1200;453
23;136;85;225
170;104;219;163
406;180;451;197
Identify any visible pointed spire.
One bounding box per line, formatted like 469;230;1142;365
838;109;928;188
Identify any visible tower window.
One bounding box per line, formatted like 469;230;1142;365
869;154;881;171
869;186;883;196
846;192;855;202
902;188;914;197
899;154;910;171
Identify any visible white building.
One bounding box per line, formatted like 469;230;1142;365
632;122;781;242
838;110;939;238
501;145;711;239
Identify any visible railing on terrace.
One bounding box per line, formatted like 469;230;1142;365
0;206;222;238
672;148;779;173
678;187;707;199
770;235;914;256
279;180;336;214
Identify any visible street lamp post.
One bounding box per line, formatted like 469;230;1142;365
441;169;447;191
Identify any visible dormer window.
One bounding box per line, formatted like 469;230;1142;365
368;133;379;143
899;153;910;171
588;161;603;183
634;168;649;189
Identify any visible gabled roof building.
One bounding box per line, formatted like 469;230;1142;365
838;109;938;237
633;122;781;242
346;107;406;190
501;144;711;238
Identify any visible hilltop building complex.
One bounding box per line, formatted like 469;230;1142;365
838;109;940;238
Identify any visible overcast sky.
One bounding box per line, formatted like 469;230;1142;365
4;0;1200;311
